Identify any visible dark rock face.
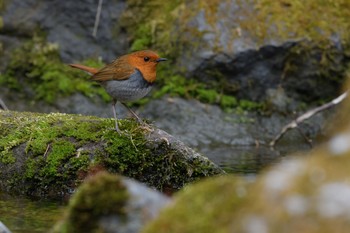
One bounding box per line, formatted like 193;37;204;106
171;1;348;104
1;0;128;62
192;42;345;103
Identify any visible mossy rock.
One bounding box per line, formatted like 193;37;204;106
121;0;350;107
53;171;171;233
0;110;223;197
142;175;250;233
53;172;129;232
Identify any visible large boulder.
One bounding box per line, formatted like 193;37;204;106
0;110;223;197
122;0;349;103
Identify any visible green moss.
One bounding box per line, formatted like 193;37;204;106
220;95;237;109
41;140;76;177
55;172;128;233
121;0;185;56
96;127;221;191
0;111;222;196
137;71;261;111
142;175;249;233
130;24;153;51
196;89;217;103
0;112;112;195
246;0;350;44
238;99;264;111
0;151;15;164
0;36;109;103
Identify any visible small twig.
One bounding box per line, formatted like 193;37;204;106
92;0;103;38
295;126;313;148
0;98;8;110
269;91;348;147
43;144;51;158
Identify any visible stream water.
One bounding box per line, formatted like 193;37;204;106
203;143;311;173
0;143;311;233
0;192;64;233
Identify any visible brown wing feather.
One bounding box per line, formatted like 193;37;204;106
91;57;135;82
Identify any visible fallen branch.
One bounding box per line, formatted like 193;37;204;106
269;91;348;147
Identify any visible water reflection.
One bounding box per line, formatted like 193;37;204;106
0;192;64;233
201;143;311;174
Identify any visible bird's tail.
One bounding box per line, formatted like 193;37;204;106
69;64;98;75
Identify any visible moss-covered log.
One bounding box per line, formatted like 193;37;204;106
0;110;223;197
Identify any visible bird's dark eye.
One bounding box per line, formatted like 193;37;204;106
144;56;150;62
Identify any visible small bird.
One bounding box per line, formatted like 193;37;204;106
69;50;167;133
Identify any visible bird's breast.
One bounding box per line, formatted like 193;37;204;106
102;69;153;102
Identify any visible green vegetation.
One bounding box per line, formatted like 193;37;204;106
0;36;110;103
120;0;185;55
0;111;222;197
147;71;263;111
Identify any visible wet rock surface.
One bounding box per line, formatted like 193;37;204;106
141;96;331;167
0;0;128;62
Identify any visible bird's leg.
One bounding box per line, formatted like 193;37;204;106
122;103;144;124
112;100;121;134
122;103;153;133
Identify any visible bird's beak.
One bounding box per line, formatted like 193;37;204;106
156;58;167;62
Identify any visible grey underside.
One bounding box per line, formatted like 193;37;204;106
101;69;153;102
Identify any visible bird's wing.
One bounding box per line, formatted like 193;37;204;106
91;58;135;81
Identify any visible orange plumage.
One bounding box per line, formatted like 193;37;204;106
69;50;167;133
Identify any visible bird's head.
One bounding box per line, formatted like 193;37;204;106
126;50;167;83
